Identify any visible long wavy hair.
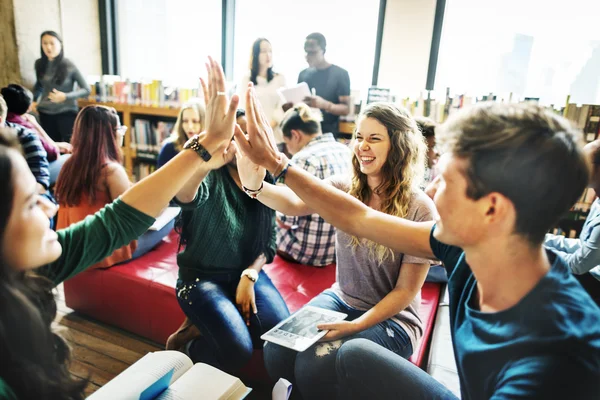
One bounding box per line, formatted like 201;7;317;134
0;128;87;399
168;101;206;152
249;38;274;85
34;31;71;86
55;106;122;206
348;103;426;263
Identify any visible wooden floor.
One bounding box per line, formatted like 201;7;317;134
53;283;163;397
53;284;271;399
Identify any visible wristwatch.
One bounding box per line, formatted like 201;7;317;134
241;269;259;283
183;134;212;162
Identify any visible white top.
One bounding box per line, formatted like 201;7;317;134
239;73;287;143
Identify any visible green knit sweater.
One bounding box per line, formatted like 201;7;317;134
175;167;276;282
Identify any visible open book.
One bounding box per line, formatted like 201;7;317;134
88;351;251;400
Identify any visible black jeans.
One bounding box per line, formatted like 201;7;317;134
39;111;78;142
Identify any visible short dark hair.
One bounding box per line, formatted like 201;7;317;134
236;109;246;119
414;116;437;139
438;102;590;245
306;32;326;52
1;84;33;116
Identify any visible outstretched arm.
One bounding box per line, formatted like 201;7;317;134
234;86;435;259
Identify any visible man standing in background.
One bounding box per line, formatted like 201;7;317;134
297;33;351;138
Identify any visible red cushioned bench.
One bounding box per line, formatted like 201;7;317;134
64;230;441;377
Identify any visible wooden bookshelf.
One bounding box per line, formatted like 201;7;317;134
78;100;180;179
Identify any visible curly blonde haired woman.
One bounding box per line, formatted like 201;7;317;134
236;102;436;399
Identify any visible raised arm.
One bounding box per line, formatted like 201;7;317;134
235;137;314;216
234;86;435;259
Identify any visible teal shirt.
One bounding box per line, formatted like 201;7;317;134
0;199;154;399
430;226;600;399
175;167;276;282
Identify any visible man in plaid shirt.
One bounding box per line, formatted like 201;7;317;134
277;104;352;266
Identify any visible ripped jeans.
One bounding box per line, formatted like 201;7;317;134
263;290;413;400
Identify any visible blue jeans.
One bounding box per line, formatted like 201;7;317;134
131;218;174;260
263;290;413;400
336;338;459;400
176;270;290;374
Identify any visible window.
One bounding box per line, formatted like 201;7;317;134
117;0;222;87
435;0;600;105
232;0;380;96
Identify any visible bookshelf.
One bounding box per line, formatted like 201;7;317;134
78;99;179;181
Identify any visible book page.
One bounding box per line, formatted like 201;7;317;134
88;351;193;400
277;82;311;105
156;363;251;400
149;206;180;231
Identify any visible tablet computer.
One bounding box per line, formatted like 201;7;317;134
261;306;347;352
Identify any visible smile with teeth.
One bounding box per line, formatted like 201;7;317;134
360;156;375;165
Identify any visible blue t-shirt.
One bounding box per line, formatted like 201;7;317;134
157;141;179;168
430;226;600;399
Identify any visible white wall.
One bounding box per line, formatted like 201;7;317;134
12;0;102;87
378;0;438;97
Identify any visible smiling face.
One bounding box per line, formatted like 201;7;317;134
2;151;61;271
41;34;62;60
353;117;391;179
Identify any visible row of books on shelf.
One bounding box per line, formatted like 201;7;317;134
89;77;201;108
131;119;174;154
132;163;156;182
564;104;600;142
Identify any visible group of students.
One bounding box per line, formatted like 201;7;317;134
0;35;599;400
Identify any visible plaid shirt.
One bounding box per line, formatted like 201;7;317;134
277;133;352;266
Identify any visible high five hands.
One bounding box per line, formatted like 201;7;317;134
198;57;240;168
233;83;286;174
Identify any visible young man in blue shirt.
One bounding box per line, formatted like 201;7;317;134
235;96;600;399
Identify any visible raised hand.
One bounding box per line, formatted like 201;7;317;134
233;126;266;190
199;57;239;150
233;84;283;174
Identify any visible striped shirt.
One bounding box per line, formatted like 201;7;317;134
277;133;352;266
6;121;50;189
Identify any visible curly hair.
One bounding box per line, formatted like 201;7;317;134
348;103;426;263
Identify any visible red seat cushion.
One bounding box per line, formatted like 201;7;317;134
64;230;441;373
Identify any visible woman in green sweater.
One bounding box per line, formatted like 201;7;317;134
0;58;239;400
165;116;290;374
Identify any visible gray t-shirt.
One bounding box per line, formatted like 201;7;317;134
328;175;436;351
34;58;90;115
298;65;350;136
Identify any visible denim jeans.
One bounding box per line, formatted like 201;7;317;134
176;270;290;374
263;290;414;400
336;338;459;400
131;218;174;260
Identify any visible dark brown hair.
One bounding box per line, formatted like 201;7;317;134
0;127;87;399
35;31;71;86
55;105;121;206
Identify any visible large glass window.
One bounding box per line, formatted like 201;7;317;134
117;0;222;87
435;0;600;105
232;0;380;96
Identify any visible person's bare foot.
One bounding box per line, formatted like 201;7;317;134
166;317;201;351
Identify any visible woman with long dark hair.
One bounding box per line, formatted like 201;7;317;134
238;38;286;145
55;105;173;266
33;30;90;143
0;58;239;399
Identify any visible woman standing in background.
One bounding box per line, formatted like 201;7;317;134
33;31;90;143
239;38;286;147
